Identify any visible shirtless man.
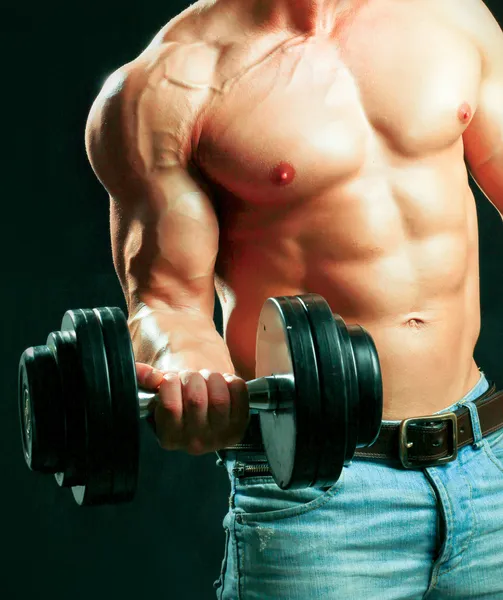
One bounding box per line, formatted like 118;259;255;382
85;0;503;597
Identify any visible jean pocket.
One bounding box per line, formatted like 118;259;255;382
483;427;503;471
233;467;346;523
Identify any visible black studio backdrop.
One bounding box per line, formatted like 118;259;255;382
2;2;503;599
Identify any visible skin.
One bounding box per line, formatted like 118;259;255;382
86;0;503;453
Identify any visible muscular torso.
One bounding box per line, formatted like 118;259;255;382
138;0;486;418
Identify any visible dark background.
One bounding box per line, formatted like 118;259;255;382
2;1;503;598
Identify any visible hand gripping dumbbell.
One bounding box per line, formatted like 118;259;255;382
18;294;383;506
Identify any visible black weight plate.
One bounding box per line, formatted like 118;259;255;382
347;325;383;447
49;331;88;488
61;309;114;506
255;296;322;489
332;315;359;465
296;295;348;488
94;307;140;504
18;345;64;473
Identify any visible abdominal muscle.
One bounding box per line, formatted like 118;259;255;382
216;161;482;420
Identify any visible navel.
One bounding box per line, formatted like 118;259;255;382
406;318;425;329
458;102;472;124
270;162;296;186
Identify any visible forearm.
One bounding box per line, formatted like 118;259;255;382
128;302;235;374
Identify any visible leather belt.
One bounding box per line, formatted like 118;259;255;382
224;382;503;469
355;382;500;468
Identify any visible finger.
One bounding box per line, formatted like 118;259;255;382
136;362;165;390
224;374;250;445
180;371;209;437
201;371;231;434
155;373;184;449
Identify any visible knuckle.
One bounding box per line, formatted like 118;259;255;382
181;374;207;407
209;388;230;408
180;370;202;386
228;379;248;400
158;390;182;416
184;390;207;409
207;395;231;427
160;372;180;386
206;371;226;386
208;384;230;407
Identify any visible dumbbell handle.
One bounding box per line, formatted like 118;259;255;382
137;374;294;420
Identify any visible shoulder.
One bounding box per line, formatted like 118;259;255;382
85;2;222;194
430;0;503;72
84;59;155;198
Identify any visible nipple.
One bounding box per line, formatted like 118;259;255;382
270;162;296;186
458;102;472;124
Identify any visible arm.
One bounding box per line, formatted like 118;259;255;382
85;58;234;375
462;1;503;218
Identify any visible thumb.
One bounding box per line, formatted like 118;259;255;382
135;362;165;390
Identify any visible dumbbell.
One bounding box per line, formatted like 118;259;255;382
18;294;383;506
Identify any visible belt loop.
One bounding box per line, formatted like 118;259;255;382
463;401;484;449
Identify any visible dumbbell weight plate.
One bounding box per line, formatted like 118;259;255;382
255;296;323;490
330;313;360;465
18;345;65;473
348;325;382;448
93;307;140;504
48;331;88;488
296;294;349;488
60;309;115;506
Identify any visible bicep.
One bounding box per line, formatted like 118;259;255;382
116;165;219;314
86;65;219;315
151;170;219;280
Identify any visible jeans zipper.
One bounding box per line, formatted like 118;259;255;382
232;461;272;478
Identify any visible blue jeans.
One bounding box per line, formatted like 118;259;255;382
214;372;503;599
